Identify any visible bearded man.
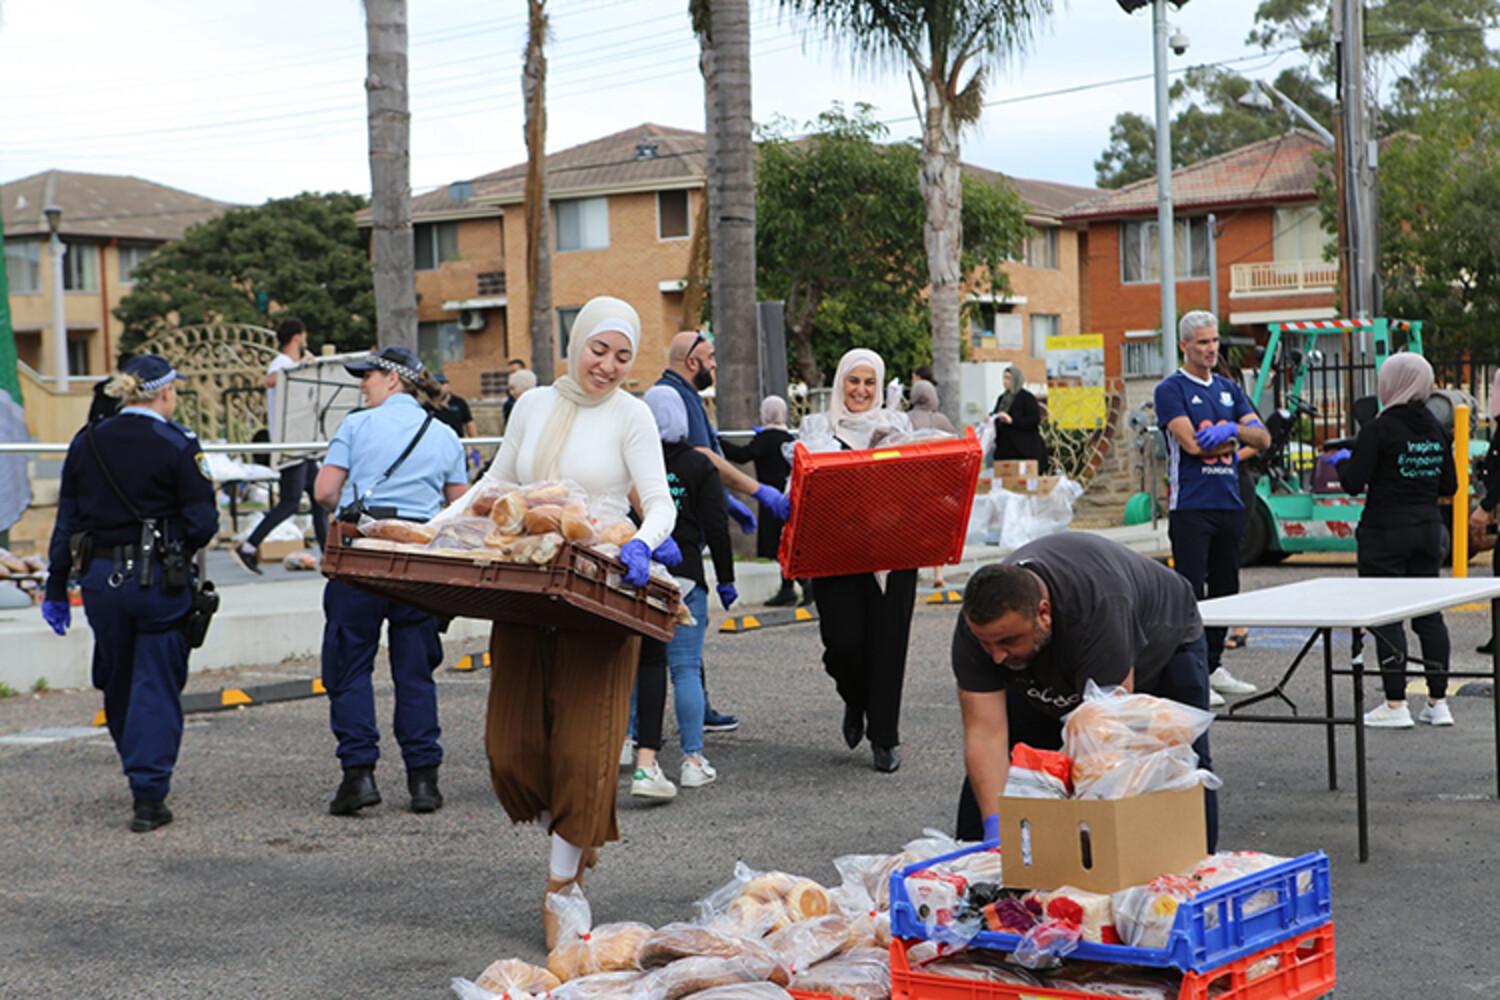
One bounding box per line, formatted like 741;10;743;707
951;533;1217;848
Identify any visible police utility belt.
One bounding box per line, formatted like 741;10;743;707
70;424;219;648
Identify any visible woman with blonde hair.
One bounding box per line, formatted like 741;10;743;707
797;348;919;773
453;296;675;944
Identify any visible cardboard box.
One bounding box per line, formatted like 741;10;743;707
994;459;1039;479
258;538;305;562
998;474;1062;497
998;787;1207;894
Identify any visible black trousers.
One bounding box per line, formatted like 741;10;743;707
1358;520;1450;701
1169;508;1244;671
956;636;1218;852
247;459;328;551
813;569;918;748
635;638;668;752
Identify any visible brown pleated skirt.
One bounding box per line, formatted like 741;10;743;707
484;622;640;849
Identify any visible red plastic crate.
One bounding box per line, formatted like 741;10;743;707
890;923;1335;1000
777;428;983;580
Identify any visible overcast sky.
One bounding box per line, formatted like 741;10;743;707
1;0;1298;206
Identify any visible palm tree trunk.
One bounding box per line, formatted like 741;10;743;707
700;0;758;431
523;0;555;382
920;77;964;429
363;0;417;350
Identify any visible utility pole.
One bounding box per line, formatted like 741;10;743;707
1152;0;1177;374
1335;0;1377;321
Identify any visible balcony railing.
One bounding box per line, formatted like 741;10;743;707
1230;259;1338;297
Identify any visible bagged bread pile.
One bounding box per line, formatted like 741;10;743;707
1060;680;1220;800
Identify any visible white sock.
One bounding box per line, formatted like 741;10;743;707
549;832;583;880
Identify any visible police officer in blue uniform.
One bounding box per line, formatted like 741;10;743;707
43;355;218;833
1154;312;1271;697
313;345;468;816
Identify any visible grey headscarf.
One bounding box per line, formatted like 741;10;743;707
1377;353;1434;408
644;385;689;443
760;395;788;428
910;380;939;412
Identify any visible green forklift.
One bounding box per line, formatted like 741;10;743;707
1238;316;1477;564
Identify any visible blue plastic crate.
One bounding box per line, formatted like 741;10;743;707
888;841;1332;974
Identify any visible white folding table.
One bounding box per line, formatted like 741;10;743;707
1199;577;1500;861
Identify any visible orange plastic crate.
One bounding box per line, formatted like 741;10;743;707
777;428;983;580
890;923;1335;1000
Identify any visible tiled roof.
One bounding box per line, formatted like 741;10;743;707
1;169;231;240
962;163;1097;220
1063;130;1327;220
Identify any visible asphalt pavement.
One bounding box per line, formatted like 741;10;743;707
1;557;1498;997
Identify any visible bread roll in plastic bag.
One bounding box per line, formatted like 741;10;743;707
642;955;779;1000
680;984;794;1000
476;958;562;995
551;971;664;1000
450;978;532;1000
829;856;892;950
788;948;891;1000
1062;681;1214;761
1073;744;1221;800
1110;874;1200;949
640;922;787;981
547;884;653;981
765;915;850;974
429;516;495;552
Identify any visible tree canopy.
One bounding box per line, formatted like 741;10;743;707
757;105;1028;385
114;191;375;354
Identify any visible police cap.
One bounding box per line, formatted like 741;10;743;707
344;345;424;381
122;354;187;392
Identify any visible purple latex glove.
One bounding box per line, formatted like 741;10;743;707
1322;447;1352;466
983;813;1001;844
753;484;792;523
41;600;70;636
716;583;738;610
726;495;757;534
467;448;482;467
620;539;652;588
1193;422;1238;451
652;536;683;568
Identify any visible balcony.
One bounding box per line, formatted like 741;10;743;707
1230;259;1338;298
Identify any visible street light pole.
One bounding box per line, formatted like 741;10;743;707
44;204;69;393
1152;0;1177;374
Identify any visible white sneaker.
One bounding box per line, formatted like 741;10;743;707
680;755;718;788
1208;688;1226;709
630;763;677;799
619;738;635;769
1419;700;1455;727
1209;666;1257;695
1350;651;1364;667
1364;703;1414;729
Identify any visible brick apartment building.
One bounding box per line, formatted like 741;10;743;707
1064;130;1337;382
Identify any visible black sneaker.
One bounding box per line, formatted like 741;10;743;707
130;798;174;833
230;544;262;576
702;708;740;733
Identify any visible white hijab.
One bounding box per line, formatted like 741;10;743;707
533;295;640;480
826;348;900;450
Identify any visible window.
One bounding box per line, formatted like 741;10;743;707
4;239;40;293
1029;314;1060;359
414;222;459;271
1025;227;1059;269
416;321;463;374
118;245;153;285
62;241;99;292
557;306;582;357
1122;330;1166;377
554;197;609;252
658;189;690;240
971;303;1023;350
1273;205;1329;263
67;336;91;376
1120;217;1209;283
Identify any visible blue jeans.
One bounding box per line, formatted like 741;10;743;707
665;587;709;756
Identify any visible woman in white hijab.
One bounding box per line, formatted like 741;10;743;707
461;295;676;944
795;348;919;773
1329;352;1458;729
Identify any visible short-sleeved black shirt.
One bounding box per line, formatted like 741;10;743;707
952;533;1203;718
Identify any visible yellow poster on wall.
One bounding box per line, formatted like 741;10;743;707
1046;333;1107;430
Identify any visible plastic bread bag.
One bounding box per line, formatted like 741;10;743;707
787;947;891;1000
551;971;664;1000
451;979;532;1000
1007;918;1082;971
765;914;851;975
451;959;561;999
589;494;637;548
1041;965;1179;999
641;955;782;1000
925;951;1045;986
639;922;791;984
358;515;438;545
792;413;842;455
1073;744;1222;800
829;855;892;949
1192;851;1296;921
1003;743;1073;799
679;984;795;1000
1062;681;1215;761
428;516;496;552
1109;875;1200;949
696;863;830;938
546;884;654;982
1026;886;1119;945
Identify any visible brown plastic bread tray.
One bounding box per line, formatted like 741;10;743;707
322;525;679;641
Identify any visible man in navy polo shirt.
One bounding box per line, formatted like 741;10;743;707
1155;311;1271;703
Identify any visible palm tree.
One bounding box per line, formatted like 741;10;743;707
363;0;418;350
694;0;758;431
523;0;555;382
778;0;1053;424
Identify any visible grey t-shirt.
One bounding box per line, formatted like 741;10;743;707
952;533;1203;718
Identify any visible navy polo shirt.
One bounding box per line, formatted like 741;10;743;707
1154;370;1255;511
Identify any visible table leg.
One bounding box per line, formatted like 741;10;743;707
1353;634;1369;862
1324;628;1337;791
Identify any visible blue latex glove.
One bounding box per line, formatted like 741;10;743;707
726;495;757;534
467;448;482;467
42;600;70;636
620;539;652;588
753;484;792;523
652;537;683;568
982;813;1001;844
716;583;738;610
1193;422;1238;451
1322;447;1352;466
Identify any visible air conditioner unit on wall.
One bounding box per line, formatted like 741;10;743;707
459;309;486;332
